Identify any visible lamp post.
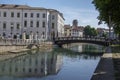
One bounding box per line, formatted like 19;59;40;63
108;12;112;41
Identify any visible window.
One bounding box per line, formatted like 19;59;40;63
30;31;32;34
17;13;20;18
29;68;32;72
52;15;55;20
24;21;27;27
24;13;27;17
11;23;13;26
41;68;43;73
11;23;14;30
42;21;45;28
16;23;20;30
23;68;25;72
37;13;39;18
34;68;37;73
3;23;6;30
52;23;54;29
3;32;6;37
36;31;39;34
31;13;33;17
36;21;39;27
11;12;14;17
3;12;7;17
30;21;33;27
43;13;45;18
42;32;45;35
11;26;14;30
15;68;18;72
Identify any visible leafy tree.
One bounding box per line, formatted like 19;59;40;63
102;32;107;38
91;28;98;36
84;25;98;37
92;0;120;39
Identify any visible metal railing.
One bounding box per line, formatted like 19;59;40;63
54;37;107;42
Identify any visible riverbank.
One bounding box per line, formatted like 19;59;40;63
91;52;115;80
0;41;53;53
91;45;120;80
112;53;120;80
91;46;114;80
0;45;53;62
112;45;120;80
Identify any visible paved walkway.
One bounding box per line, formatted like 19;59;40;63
91;47;115;80
112;53;120;80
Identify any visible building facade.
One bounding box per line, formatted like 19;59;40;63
71;20;84;37
0;4;64;40
64;25;71;37
97;28;117;39
64;20;84;37
0;50;63;77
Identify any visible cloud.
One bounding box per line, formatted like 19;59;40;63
58;7;108;28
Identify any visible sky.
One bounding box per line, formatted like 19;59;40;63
0;0;108;28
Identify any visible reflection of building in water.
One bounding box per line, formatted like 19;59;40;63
69;43;83;52
0;51;63;77
64;43;104;53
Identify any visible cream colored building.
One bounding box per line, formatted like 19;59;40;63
64;20;84;37
0;4;64;40
64;25;71;37
0;51;63;77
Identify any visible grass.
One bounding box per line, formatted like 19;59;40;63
111;45;120;53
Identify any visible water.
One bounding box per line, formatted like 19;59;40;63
0;43;104;80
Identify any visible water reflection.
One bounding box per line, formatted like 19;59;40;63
63;43;104;53
0;43;103;80
54;47;102;60
0;50;63;78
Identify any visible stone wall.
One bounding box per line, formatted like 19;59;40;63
0;45;27;53
0;41;53;53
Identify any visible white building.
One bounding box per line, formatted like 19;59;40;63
0;50;63;77
0;4;64;40
97;28;117;39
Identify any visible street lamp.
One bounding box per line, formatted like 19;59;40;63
108;12;112;40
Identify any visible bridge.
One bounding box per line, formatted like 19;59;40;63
54;37;111;47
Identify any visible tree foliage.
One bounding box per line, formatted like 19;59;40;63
92;0;120;36
84;25;98;37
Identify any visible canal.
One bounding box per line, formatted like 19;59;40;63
0;43;104;80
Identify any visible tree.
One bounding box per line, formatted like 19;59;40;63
84;25;98;37
92;0;120;39
91;28;98;36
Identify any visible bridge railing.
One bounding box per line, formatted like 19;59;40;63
55;37;107;42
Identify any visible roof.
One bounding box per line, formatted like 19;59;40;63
0;4;47;10
0;4;30;9
49;9;65;20
72;26;84;31
64;25;71;29
0;4;65;20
